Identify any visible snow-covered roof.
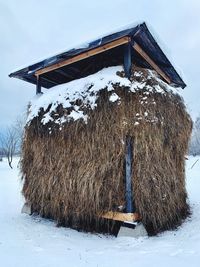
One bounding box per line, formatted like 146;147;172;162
9;23;186;89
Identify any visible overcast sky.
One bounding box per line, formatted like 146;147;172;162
0;0;200;129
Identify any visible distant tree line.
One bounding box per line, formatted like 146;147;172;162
0;114;199;167
0;116;25;168
189;116;200;156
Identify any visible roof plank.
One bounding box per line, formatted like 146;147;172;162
35;37;130;76
132;42;171;84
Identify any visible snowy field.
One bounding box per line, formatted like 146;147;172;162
0;157;200;267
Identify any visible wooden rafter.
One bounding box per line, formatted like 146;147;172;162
41;76;58;85
54;69;74;79
132;42;171;84
35;37;130;76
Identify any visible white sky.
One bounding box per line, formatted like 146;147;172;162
0;0;200;128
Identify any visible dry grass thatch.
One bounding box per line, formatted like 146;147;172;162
21;66;192;235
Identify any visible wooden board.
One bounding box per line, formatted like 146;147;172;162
132;42;171;84
35;37;130;76
101;211;141;222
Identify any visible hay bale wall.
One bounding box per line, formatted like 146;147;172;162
21;66;192;235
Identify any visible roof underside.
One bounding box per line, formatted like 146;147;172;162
9;23;186;89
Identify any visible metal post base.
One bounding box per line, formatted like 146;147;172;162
118;222;147;238
21;203;32;215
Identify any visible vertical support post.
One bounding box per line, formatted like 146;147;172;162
36;75;42;95
125;136;135;213
123;43;132;79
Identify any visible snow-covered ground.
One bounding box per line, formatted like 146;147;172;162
0;157;200;267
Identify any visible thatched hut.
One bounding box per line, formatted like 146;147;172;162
9;23;192;235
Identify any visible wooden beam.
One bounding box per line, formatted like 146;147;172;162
35;37;130;76
101;211;141;222
54;69;74;79
132;42;171;84
80;63;93;75
69;66;80;73
41;76;58;85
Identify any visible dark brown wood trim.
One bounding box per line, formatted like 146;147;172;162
132;42;171;84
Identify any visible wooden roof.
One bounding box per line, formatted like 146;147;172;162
9;23;186;89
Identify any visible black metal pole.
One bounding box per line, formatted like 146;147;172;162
125;136;135;213
36;75;42;95
123;43;132;79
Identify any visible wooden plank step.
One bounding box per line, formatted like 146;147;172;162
101;211;141;222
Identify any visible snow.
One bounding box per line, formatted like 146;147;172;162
27;66;131;125
68;110;88;123
0;156;200;267
27;66;182;126
109;92;120;102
